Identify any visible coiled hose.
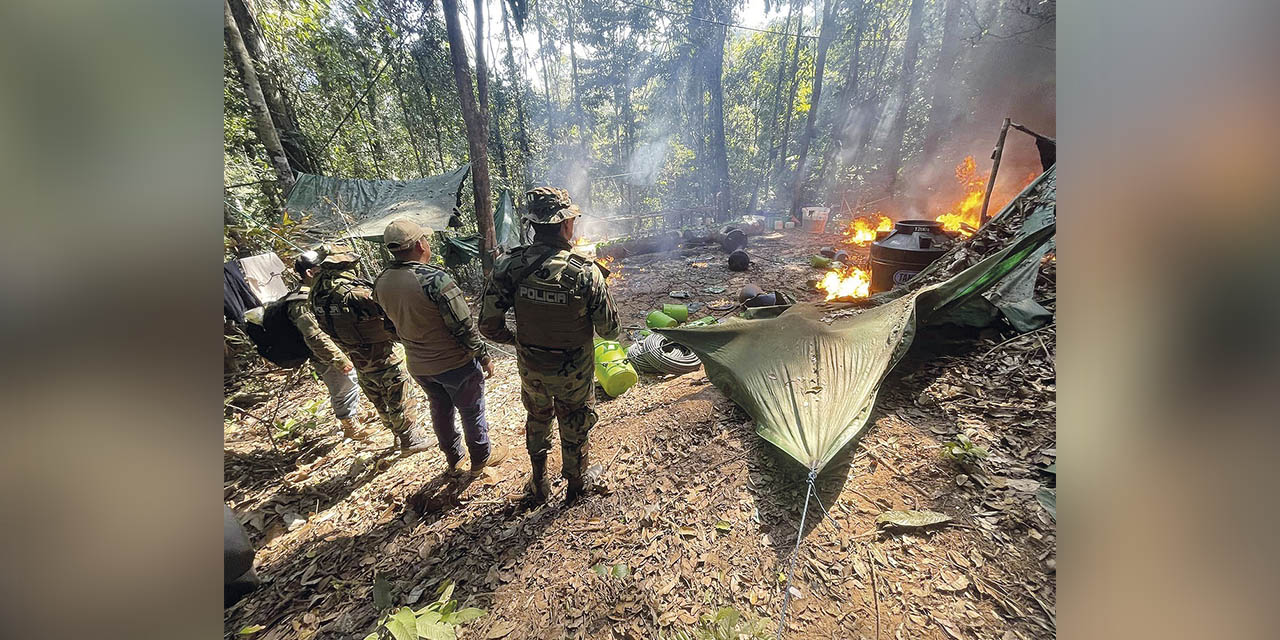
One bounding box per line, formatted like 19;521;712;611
625;333;702;374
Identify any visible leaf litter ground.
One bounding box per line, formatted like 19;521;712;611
224;230;1056;639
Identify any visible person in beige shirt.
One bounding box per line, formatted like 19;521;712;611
373;220;507;475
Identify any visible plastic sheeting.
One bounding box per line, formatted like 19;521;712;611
285;165;470;240
658;224;1055;473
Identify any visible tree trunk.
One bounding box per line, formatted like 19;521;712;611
884;0;926;194
224;0;294;194
442;0;496;275
358;60;389;177
501;0;532;188
226;0;315;174
817;2;866;199
410;47;449;171
392;58;428;176
773;2;806;201
920;0;965;164
788;0;837;219
533;1;556;144
705;4;731;221
754;0;798;211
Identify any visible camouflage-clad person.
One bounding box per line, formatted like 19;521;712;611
478;187;620;504
288;251;370;441
308;252;430;452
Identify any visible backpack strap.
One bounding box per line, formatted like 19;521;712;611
512;246;559;288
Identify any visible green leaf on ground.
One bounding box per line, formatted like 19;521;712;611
1037;487;1057;521
373;574;393;610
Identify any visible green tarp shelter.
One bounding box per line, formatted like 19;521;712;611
659;168;1056;473
284;165;471;240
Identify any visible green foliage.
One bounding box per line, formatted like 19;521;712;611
273;397;327;440
365;579;486;640
941;432;988;465
590;562;630;578
664;607;772;640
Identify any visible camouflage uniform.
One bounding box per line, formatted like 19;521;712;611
285;286;360;421
478;187;619;501
308;256;419;441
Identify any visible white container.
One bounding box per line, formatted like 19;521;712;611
801;207;830;234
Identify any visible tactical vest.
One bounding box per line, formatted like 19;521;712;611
513;248;593;350
309;270;396;346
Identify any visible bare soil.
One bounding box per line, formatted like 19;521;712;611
224;230;1056;639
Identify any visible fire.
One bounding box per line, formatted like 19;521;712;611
574;236;592;246
934;157;1039;237
816;266;871;300
600;255;623;284
843;213;893;246
934;156;989;237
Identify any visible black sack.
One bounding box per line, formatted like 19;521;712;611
244;292;311;369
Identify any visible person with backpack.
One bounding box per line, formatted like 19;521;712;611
373;220;509;477
289;251;369;440
308;250;431;453
478;187;620;504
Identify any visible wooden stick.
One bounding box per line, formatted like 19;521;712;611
867;546;881;640
979;117;1011;225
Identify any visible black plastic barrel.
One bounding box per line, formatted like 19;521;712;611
869;220;952;293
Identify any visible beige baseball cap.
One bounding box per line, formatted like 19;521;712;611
383;219;432;251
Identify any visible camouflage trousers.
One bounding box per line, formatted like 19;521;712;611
517;345;598;481
342;341;417;436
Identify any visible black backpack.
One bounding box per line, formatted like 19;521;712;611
244;291;311;369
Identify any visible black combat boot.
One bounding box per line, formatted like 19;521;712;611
564;454;609;505
525;454;551;504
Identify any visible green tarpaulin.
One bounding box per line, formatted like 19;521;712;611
284;165;471;240
659;200;1055;473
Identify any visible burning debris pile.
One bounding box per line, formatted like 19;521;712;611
810;155;1044;302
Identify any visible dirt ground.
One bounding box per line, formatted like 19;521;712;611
223;229;1056;639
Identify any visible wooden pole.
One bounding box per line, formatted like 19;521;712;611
979;118;1011;225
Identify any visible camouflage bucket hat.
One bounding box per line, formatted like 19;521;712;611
524;186;581;224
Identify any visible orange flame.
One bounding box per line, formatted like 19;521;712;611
935;157;1039;237
600;255;623;284
842;213;893;247
574;236;592;246
816;266;871;300
934;156;989;237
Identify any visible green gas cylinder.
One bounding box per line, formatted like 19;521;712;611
593;338;638;398
645;310;679;328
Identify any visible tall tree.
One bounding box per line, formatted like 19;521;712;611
501;0;533;188
704;1;731;220
226;0;315;174
773;1;806;201
883;0;926;194
920;0;965;164
750;0;799;212
816;0;866;199
224;0;295;194
441;0;497;274
788;0;838;218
